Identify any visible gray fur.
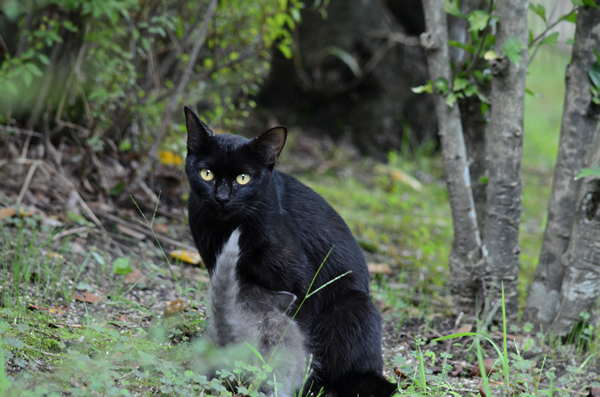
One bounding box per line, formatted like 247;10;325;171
208;228;311;396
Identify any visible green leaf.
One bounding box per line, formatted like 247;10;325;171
412;83;433;94
576;165;600;179
467;10;490;32
435;77;450;94
325;46;361;77
3;337;24;349
448;40;474;53
113;257;132;275
37;53;50;65
109;182;125;197
540;32;559;48
525;87;543;97
22;70;32;87
594;48;600;63
245;342;266;364
453;77;469;91
445;0;466;18
502;36;527;66
446;92;457;107
480;102;489;116
566;38;576;45
529;3;547;22
583;0;600;7
92;252;105;266
562;12;577;24
589;62;600;88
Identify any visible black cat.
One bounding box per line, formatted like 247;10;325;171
208;227;310;396
184;106;397;397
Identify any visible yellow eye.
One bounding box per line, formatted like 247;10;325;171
200;169;214;181
236;174;251;185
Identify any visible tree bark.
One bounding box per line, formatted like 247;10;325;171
421;0;482;314
481;0;528;319
552;128;600;336
525;4;600;326
459;94;489;232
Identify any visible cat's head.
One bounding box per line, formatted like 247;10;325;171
184;106;287;220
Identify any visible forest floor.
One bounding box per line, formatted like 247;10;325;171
2;50;599;396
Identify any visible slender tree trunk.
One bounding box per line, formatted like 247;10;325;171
421;0;482;314
552;127;600;336
525;4;600;326
459;94;489;232
481;0;528;319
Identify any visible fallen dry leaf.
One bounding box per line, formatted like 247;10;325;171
455;324;473;334
471;358;497;377
164;298;190;317
158;150;183;166
153;223;168;233
47;252;65;261
125;268;144;284
73;291;101;304
367;263;393;276
0;207;16;220
492;331;522;341
449;364;463;377
394;368;408;379
28;304;68;315
169;249;202;265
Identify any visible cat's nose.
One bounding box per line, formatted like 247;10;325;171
215;185;230;205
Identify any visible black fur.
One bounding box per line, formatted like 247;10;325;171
184;107;396;397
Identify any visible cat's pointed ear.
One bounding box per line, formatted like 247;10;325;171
184;106;214;152
271;291;297;313
251;126;287;167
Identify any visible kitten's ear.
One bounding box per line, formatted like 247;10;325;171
271;291;297;313
184;106;214;152
251;126;287;166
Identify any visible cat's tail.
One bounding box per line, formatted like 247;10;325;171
208;228;242;346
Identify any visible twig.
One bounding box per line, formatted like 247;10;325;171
122;0;218;199
463;0;494;76
52;226;89;240
528;0;565;66
0;125;44;138
94;210;197;252
367;30;421;46
529;6;581;47
16;159;41;207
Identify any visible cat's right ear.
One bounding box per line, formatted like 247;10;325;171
271;291;297;313
184;106;214;152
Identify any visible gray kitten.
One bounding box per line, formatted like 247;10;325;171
207;228;311;396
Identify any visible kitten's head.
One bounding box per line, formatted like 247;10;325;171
184;106;287;220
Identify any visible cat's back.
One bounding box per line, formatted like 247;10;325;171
272;171;369;285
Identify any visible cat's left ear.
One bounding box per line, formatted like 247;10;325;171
184;106;214;152
251;126;287;166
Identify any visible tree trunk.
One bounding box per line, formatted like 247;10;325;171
481;0;528;319
525;3;600;326
552;128;600;336
421;0;482;314
459;94;489;232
